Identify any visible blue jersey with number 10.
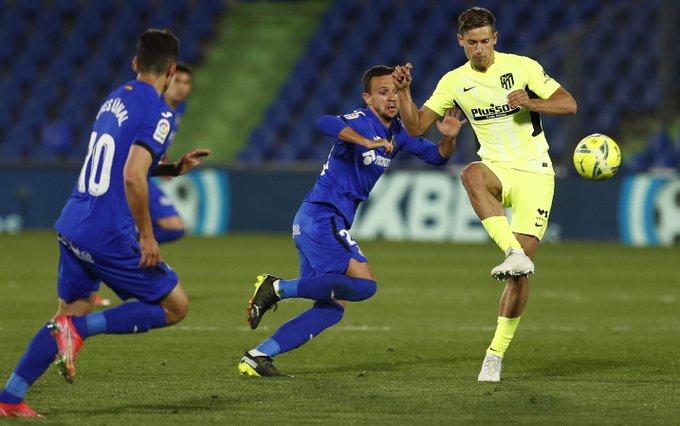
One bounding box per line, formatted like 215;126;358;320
55;80;175;251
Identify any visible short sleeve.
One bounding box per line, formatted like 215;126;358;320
525;57;561;99
133;110;174;160
339;110;374;136
423;72;456;117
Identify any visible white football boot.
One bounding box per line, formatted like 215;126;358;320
477;353;503;382
490;248;535;281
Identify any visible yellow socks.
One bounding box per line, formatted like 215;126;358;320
487;316;521;357
481;216;522;253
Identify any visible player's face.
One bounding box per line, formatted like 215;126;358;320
458;25;497;71
363;75;399;123
165;71;193;103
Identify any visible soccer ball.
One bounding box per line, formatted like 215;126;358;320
573;134;621;181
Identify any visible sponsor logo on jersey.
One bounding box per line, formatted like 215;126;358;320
470;103;520;121
362;145;391;168
153;118;171;143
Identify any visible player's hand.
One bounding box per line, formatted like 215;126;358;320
436;108;468;139
364;138;394;154
138;233;162;268
176;149;211;175
392;63;413;90
507;89;533;110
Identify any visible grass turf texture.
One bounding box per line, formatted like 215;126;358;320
0;231;678;424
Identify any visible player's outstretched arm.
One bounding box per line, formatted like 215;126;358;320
317;115;393;154
124;144;161;268
393;63;440;136
150;149;211;177
435;108;468;159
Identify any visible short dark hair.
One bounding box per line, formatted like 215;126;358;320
362;65;394;93
136;29;179;75
458;7;496;35
175;61;193;76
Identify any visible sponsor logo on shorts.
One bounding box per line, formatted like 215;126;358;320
534;208;549;227
292;224;301;236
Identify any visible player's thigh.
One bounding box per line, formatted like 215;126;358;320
507;171;554;241
346;258;374;280
160;282;189;324
480;161;512;206
57;236;101;303
293;203;366;275
92;241;180;304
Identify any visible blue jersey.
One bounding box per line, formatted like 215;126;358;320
55;80;175;250
163;98;186;144
308;108;447;225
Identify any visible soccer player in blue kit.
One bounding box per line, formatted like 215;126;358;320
238;65;468;377
0;29;209;418
148;61;194;244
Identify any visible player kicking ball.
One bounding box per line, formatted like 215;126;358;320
238;65;467;377
393;6;577;382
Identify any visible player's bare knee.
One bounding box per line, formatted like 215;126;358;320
165;301;189;325
461;163;484;193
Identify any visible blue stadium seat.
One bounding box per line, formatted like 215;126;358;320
147;9;175;30
185;9;215;41
177;31;202;63
74;9;103;40
122;0;153;18
54;0;79;17
61;33;90;64
35;8;65;39
91;0;117;17
0;124;36;159
36;121;75;159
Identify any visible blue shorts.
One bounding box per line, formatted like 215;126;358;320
292;202;367;278
148;179;180;222
57;235;179;303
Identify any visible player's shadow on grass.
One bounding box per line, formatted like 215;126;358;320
525;356;636;377
293;354;475;375
62;395;237;416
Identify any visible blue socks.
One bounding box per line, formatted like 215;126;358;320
277;274;377;302
0;302;167;404
255;302;344;357
0;324;56;404
153;224;185;243
71;301;167;338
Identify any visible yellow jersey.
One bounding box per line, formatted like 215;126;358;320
424;51;561;175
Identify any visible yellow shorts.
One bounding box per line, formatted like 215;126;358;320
482;161;555;240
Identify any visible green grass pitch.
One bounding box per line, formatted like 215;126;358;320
1;231;678;424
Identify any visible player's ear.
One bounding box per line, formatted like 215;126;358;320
492;31;498;45
457;33;464;47
132;56;138;72
167;62;177;79
362;92;371;107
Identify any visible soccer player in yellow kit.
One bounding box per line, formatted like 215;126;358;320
393;6;577;382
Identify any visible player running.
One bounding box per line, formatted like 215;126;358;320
0;29;209;418
238;65;467;377
392;6;577;382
